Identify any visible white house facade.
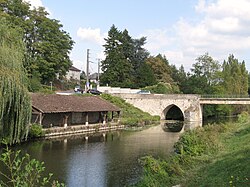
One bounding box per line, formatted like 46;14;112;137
66;66;81;81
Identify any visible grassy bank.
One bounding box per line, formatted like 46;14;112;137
135;112;250;187
100;94;160;126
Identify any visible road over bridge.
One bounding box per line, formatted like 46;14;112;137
113;94;250;130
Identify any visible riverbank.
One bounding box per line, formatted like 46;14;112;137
135;112;250;187
101;94;160;126
42;124;125;138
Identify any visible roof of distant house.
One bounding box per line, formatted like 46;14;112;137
89;73;99;79
31;93;120;113
69;66;81;72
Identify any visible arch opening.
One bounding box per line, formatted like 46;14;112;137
165;105;184;121
162;105;184;132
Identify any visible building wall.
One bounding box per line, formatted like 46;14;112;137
66;70;80;81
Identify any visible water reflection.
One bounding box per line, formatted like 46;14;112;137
9;125;180;187
161;120;184;132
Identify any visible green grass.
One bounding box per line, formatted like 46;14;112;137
184;123;250;187
100;94;160;126
134;113;250;187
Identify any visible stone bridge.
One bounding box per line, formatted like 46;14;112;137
113;94;250;130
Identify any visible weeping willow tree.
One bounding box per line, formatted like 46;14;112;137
0;19;31;145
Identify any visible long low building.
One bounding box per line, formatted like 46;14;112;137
31;94;120;128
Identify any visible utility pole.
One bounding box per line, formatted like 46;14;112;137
86;49;90;92
97;58;101;87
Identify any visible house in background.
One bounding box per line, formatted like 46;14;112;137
31;93;121;128
66;66;81;82
89;73;99;83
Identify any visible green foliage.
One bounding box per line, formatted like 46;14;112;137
28;124;44;138
136;120;250;187
28;73;42;92
0;18;31;145
221;54;248;96
144;82;180;94
237;111;249;123
146;54;174;84
0;143;64;187
100;94;159;126
38;85;55;94
185;122;250;187
101;25;153;88
174;125;224;157
135;156;177;187
1;0;74;84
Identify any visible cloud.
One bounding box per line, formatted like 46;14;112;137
23;0;43;8
145;0;250;70
22;0;51;14
140;29;174;51
77;27;105;45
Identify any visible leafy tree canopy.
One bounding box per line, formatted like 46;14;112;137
146;54;174;83
101;25;155;88
0;18;31;144
0;0;74;84
221;54;248;95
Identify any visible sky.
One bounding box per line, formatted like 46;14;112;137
24;0;250;74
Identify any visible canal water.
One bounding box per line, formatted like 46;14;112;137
10;124;180;186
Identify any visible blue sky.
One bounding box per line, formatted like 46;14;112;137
25;0;250;73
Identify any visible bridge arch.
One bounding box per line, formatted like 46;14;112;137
162;104;184;121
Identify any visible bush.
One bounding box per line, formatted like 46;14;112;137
29;76;42;92
143;82;180;94
28;124;44;138
0;142;64;186
237;111;249;123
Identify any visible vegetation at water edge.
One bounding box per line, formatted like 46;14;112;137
135;112;250;187
0;141;65;186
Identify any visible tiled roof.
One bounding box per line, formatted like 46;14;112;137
69;66;81;72
31;94;120;113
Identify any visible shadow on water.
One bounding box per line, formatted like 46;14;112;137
161;120;184;132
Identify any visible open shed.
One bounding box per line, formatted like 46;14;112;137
31;94;121;128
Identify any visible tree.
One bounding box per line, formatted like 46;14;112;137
0;0;74;84
101;25;154;88
170;65;187;93
101;25;132;87
221;54;248;95
134;63;156;88
146;54;174;83
248;73;250;94
184;53;221;94
0;18;31;144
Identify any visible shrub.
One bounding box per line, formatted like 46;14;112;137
28;124;44;138
143;82;180;94
174;126;221;157
0;142;64;187
29;76;42;92
237;111;249;123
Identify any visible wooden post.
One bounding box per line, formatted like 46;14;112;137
85;112;89;126
103;112;106;125
64;115;69;128
39;113;43;125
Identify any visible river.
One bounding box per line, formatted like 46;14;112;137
9;124;180;186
